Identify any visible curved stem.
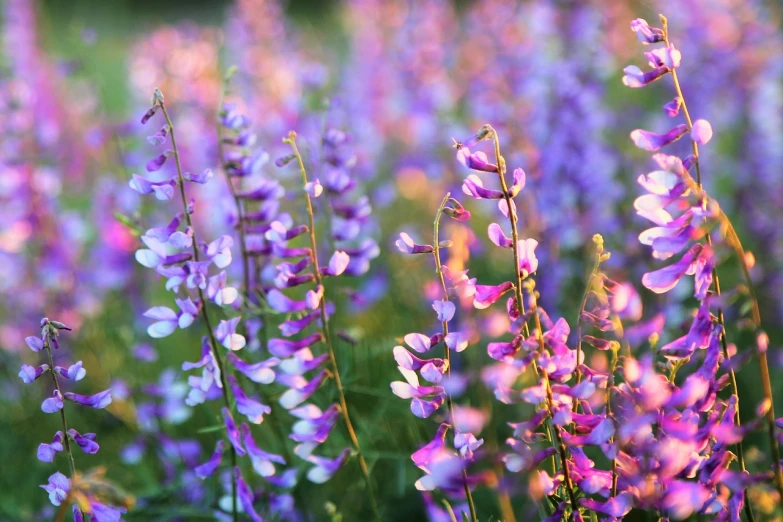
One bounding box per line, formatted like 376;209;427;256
432;193;479;522
485;125;580;518
159;99;238;522
574;245;602;387
660;16;761;518
215;91;251;301
44;333;77;478
284;132;382;522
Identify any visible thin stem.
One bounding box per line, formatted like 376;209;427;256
660;15;766;516
216;90;251;300
574;244;602;387
720;211;783;499
432;193;479;522
159;99;238;522
284;132;382;522
485;125;579;518
44;332;76;477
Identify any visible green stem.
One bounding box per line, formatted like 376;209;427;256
158;98;238;522
284;132;383;522
485;125;579;518
659;15;769;518
433;193;479;522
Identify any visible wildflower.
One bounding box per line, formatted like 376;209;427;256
41;472;70;506
64;390;113;409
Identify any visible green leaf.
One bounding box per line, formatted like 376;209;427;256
196;424;225;434
441;500;458;522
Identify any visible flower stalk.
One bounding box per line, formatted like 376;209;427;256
284;131;382;522
432;192;479;522
158;96;239;522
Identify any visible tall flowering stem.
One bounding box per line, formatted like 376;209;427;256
659;13;782;502
216;72;252;299
43;326;78;479
23;319;125;520
158;94;239;522
432;193;479;522
283;131;382;522
485;125;581;518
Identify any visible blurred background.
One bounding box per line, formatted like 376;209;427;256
2;0;783;520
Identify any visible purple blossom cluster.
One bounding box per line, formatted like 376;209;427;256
21;319;123;521
9;2;783;521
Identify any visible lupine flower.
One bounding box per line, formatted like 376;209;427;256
630;124;688;151
37;432;64;463
19;364;49;383
195;440;225;479
41;472;70;506
42;390;64;413
64;390;112;409
396;232;434;255
306;448;351;484
68;429;99;454
240;423;285;477
215;317;246;351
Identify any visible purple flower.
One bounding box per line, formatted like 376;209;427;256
642;243;707;295
222;408;246;457
306;448;351;483
147;125;169;145
580;492;634;518
456;147;498;173
432;300;455;322
215;317;246;351
645;45;681;69
473;282;514;309
235;468;264;522
42;390;64;413
454;432;483;460
205;235;234;269
129;173;176;200
184;169;214;184
462;174;503;200
140;105;158;124
517;239;539;278
25;336;44;352
622;65;670;88
664;97;682;117
87;501;126;522
19;363;49;383
241;423;285;477
630;18;664;44
278;349;329;376
691;119;713;145
226;353;278;384
323;251;350;277
630;124;688;151
207;271;238;306
393;346;449;384
68;429;99;454
508;168;526;197
488;223;513;248
267;289;308;313
305;179;323;197
37;431;64;462
396;232;434;255
41;472;70;506
145;151;171;172
269;333;324;358
195;440;224;479
279;370;328;410
228;375;271;424
54;361;86;381
64;389;112;409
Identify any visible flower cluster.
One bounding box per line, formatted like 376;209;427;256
132;90;286;521
393;194;480;516
22;318;124;520
272;130;381;519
